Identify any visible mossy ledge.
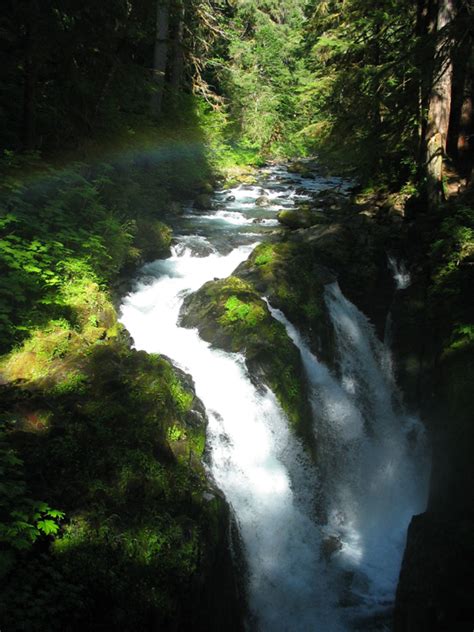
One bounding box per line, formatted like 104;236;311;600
235;241;337;368
179;276;314;451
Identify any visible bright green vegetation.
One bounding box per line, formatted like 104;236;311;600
253;243;276;267
218;0;312;157
221;295;267;327
238;241;338;363
0;124;216;354
180;276;314;446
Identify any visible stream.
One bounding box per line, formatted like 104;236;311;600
119;163;429;631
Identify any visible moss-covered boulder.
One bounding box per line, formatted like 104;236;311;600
133;218;172;262
236;242;337;366
180;276;313;445
287;220;394;337
277;207;329;229
287;161;313;177
194;193;214;210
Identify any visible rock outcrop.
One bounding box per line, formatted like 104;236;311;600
179;275;314;449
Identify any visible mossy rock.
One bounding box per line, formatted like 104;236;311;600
287;221;393;337
277;208;329;229
194;193;214;210
180;276;314;445
236;242;337;367
133;219;172;262
287;161;313;177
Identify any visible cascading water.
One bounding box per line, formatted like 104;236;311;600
385;255;412;348
269;285;428;627
387;255;411;290
120;164;428;631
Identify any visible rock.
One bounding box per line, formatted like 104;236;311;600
287;161;313;177
321;536;343;561
226;195;236;202
395;513;474;632
256;195;271;207
277;208;328;229
168;201;183;216
133;219;172;261
179;275;314;447
312;189;349;214
194;193;214;210
235;241;337;368
201;181;215;194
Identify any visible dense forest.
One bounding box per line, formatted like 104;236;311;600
0;1;473;631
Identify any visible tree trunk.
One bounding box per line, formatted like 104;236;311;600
458;72;473;182
151;0;170;118
416;0;438;168
171;1;185;92
424;0;456;206
22;2;38;150
452;40;473;178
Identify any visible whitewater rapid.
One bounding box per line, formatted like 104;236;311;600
120;165;428;631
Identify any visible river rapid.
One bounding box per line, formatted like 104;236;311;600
120;163;429;631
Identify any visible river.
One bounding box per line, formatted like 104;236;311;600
119;163;429;631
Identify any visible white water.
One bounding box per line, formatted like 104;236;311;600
269;285;428;626
120;166;428;631
120;243;345;631
387;256;411;290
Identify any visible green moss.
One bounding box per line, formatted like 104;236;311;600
167;424;185;442
170;378;194;414
254;243;277;266
0;339;219;630
220;295;266;328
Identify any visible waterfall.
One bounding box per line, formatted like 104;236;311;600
270;283;429;625
387;255;411;290
385;255;411;348
120;244;347;632
120;165;429;631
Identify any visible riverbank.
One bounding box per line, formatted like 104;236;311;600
0;135;250;631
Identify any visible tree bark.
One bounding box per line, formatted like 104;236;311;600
416;0;438;168
22;2;39;150
424;0;456;206
447;25;473;178
151;0;170;118
171;1;185;92
458;72;473;182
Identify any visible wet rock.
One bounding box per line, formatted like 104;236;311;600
179;275;314;447
321;535;343;561
287;161;313;177
256;195;271;207
235;241;337;367
311;189;350;215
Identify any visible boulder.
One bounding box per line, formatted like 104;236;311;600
133;219;172;262
256;195;271;207
179;275;314;447
277;208;328;229
194;193;214;210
